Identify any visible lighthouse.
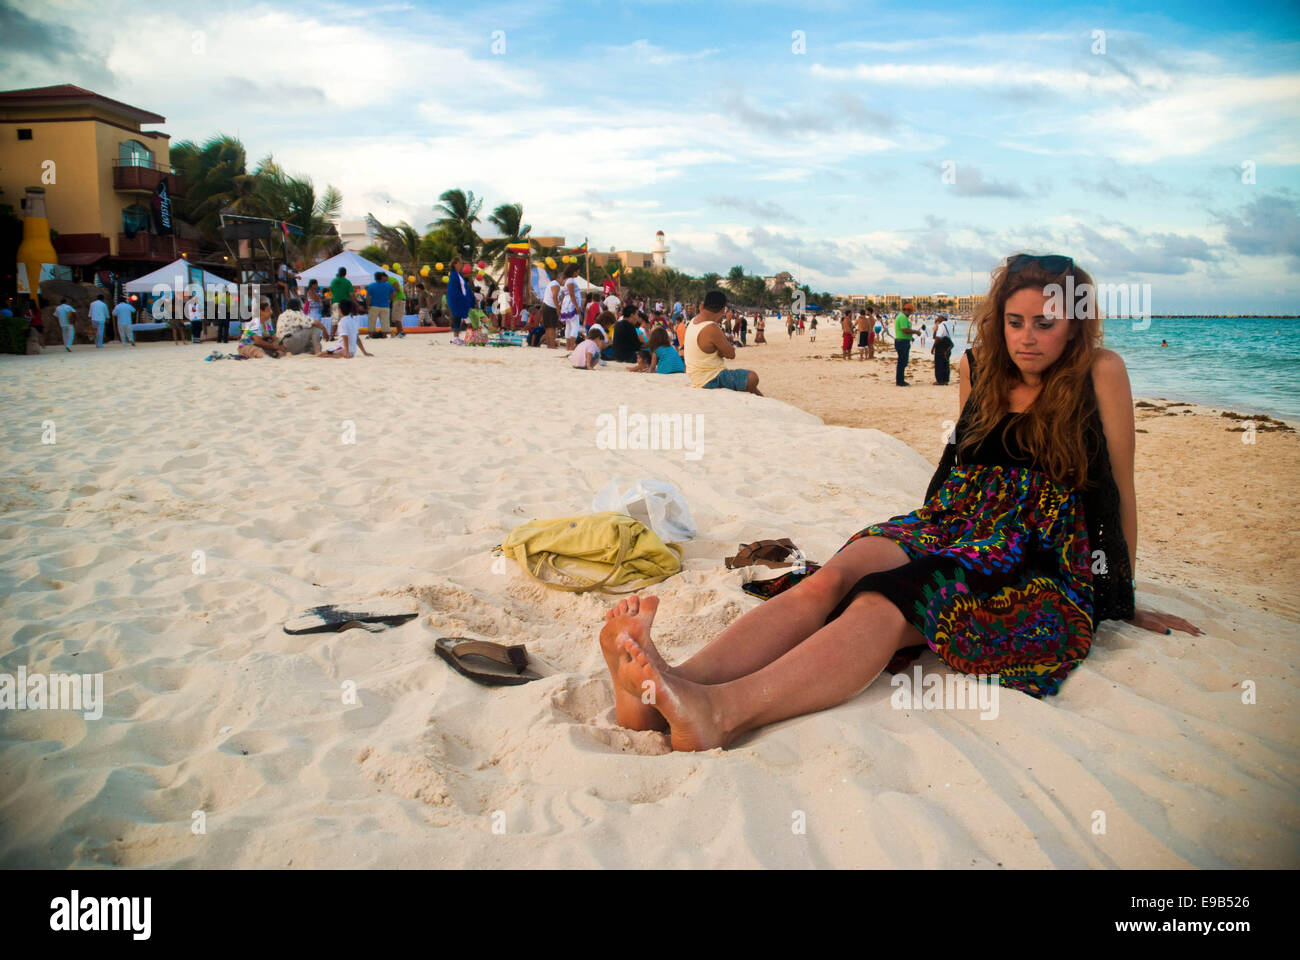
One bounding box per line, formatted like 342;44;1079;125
651;230;669;269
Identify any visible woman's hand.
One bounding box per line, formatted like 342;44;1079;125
1126;608;1203;636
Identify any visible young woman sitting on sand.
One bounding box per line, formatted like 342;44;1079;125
599;253;1202;751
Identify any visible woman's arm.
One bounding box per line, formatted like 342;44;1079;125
1092;349;1137;573
1092;349;1202;636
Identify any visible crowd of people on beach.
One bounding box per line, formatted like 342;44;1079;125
10;263;958;387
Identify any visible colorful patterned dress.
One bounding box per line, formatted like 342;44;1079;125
827;412;1098;697
748;357;1134;698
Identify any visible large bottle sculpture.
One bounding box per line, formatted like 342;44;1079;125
16;187;57;307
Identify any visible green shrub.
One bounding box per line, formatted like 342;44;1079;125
0;315;27;355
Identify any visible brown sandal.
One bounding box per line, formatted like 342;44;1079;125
725;538;801;570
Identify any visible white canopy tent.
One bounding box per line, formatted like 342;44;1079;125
295;250;400;289
123;258;231;293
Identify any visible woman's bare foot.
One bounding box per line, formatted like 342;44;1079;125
614;631;728;751
600;596;668;732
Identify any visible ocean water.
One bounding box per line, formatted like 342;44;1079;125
945;316;1299;421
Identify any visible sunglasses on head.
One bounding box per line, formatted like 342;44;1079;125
1007;254;1074;274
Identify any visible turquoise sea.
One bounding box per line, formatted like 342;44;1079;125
949;316;1299;421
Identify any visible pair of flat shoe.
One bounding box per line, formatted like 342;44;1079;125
282;603;542;687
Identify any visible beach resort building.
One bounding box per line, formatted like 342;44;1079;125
0;84;196;270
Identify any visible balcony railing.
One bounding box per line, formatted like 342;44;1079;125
116;232;199;261
111;159;187;197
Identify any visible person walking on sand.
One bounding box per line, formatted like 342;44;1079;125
88;294;111;348
933;313;954;385
684;290;762;394
840;311;853;359
112;297;136;347
54;298;77;351
894;302;918;385
809;315;817;342
596;252;1201;751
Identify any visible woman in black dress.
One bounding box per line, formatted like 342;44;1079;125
599;253;1201;750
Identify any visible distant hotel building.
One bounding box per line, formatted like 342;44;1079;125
0;84;197;269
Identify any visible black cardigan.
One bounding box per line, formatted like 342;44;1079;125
923;354;1136;624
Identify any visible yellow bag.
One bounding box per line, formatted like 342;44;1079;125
498;512;683;594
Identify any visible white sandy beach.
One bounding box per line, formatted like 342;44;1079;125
0;338;1297;868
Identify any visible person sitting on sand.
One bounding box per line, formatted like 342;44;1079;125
610;305;643;363
648;326;685;374
628;348;652;372
319;301;372;358
684;291;762;394
275;299;330;355
597;253;1201;751
238;298;288;358
570;327;606;369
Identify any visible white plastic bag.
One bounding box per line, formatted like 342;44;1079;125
592;478;697;543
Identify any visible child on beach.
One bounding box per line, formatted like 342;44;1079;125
629;349;652;372
320;301;372;358
648;327;685;374
570;327;605;369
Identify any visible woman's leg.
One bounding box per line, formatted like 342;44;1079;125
674;535;909;683
613;590;921;751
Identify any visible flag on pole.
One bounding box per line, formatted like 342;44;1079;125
611;268;620;278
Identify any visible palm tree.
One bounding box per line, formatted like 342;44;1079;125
429;188;483;260
251;157;342;266
170;133;256;242
366;214;420;266
480;202;532;271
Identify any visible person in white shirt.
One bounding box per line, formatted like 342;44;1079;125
559;264;584;350
932;315;955;385
53;299;77;351
112;299;136;346
603;293;621;315
318;300;371;358
541;273;562;349
88;294;111;348
570;328;605;369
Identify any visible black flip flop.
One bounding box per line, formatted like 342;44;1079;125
284;601;418;635
435;637;542;686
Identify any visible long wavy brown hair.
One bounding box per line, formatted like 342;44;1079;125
960;255;1104;488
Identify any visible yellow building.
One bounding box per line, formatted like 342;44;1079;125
589;249;656;272
0;84;194;269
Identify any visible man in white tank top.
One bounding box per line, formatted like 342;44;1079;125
684;290;763;394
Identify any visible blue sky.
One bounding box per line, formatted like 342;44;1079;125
5;0;1299;310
